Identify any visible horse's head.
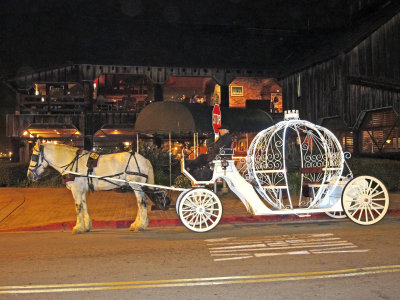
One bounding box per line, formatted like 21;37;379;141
27;140;49;182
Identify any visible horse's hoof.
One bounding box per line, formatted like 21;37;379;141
130;227;145;232
84;222;92;232
72;227;84;234
129;225;145;232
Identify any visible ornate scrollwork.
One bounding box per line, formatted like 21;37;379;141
247;119;345;210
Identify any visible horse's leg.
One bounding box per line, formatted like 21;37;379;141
129;190;149;232
81;192;92;232
70;185;85;234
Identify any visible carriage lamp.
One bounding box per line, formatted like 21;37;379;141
222;158;229;170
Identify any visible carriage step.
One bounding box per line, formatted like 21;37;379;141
296;214;311;218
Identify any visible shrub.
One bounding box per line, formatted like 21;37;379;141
287;171;302;196
0;161;63;187
0;162;29;187
139;146;181;185
347;157;400;192
174;174;192;188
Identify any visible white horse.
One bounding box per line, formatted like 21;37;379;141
27;140;170;234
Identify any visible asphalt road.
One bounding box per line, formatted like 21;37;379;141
1;218;400;299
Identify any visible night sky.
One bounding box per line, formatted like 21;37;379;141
0;0;359;75
0;0;394;151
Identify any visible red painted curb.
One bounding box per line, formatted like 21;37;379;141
1;209;399;233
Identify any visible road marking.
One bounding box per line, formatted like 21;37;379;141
206;233;368;261
1;265;399;294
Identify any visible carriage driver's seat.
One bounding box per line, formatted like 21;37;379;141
185;129;233;181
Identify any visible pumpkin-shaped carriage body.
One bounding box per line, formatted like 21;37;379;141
246;110;389;224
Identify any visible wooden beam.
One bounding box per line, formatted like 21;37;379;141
347;76;400;92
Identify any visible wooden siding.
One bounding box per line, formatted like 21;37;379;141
281;12;400;127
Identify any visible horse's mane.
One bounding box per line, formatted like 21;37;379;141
44;143;131;156
44;143;88;154
43;143;135;158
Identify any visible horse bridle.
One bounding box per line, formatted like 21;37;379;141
29;144;45;180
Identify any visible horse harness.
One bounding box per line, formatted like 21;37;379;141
61;150;148;191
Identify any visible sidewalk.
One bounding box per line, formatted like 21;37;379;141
0;188;399;232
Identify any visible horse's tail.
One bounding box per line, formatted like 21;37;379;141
142;158;171;211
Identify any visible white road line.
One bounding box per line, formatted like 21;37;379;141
209;243;266;250
255;250;310;257
312;250;370;254
209;241;350;250
209;242;354;253
266;240;350;247
211;253;252;256
206;233;368;261
310;245;358;251
214;256;254;261
205;233;335;244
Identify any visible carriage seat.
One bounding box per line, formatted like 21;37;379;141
185;154;213;181
300;166;324;197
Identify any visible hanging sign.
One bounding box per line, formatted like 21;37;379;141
212;104;222;134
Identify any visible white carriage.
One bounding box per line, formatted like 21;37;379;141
176;110;390;232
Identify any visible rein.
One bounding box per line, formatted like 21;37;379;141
30;144;151;192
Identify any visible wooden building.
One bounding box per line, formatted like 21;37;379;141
3;1;400;160
281;9;400;155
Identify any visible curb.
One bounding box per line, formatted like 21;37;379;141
1;209;399;233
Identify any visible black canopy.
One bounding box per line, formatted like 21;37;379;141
134;102;274;135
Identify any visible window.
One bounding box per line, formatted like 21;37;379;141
231;86;243;96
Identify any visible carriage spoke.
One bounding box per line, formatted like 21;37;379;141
371;202;385;209
203;196;213;207
367;178;373;194
204;211;218;218
370;190;384;198
357;207;364;221
348;201;359;209
189;213;199;226
367;182;380;196
183;210;196;219
367;206;375;220
371;206;383;215
181;208;195;213
199;215;203;229
350;203;362;217
204;200;218;208
186;198;199;208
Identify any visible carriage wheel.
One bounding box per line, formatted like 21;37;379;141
341;176;389;225
178;188;222;232
325;211;347;219
176;190;190;214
